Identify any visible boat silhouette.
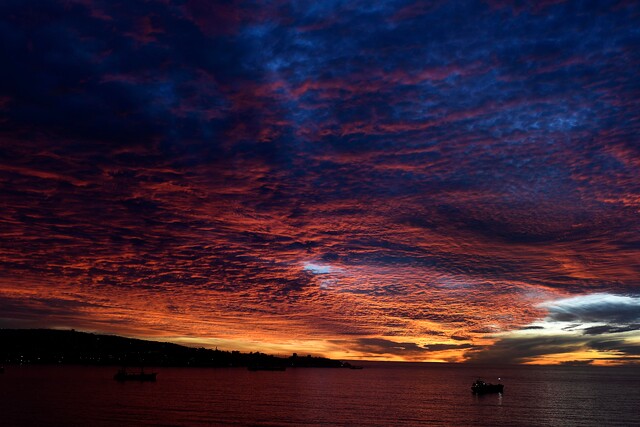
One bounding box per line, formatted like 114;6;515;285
247;365;286;371
471;378;503;394
114;367;157;381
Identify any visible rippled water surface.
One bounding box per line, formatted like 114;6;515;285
1;363;638;426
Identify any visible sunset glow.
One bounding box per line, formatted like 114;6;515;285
1;0;639;364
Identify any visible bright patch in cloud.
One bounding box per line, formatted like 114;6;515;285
538;293;640;325
303;262;334;275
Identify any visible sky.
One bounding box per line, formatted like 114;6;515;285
1;0;639;365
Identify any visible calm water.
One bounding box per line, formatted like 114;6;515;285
0;363;638;426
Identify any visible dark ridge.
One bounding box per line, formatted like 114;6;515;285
0;329;351;368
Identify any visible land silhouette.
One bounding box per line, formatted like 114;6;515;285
0;329;355;369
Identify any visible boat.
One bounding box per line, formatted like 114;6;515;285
471;378;503;394
247;365;286;371
341;362;363;369
114;368;157;381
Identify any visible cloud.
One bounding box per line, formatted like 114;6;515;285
465;332;640;364
335;338;473;358
540;294;640;325
0;0;639;360
465;335;585;364
466;293;640;363
582;324;640;336
588;340;640;356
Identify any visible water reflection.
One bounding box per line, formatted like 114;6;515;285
472;392;503;406
0;364;638;426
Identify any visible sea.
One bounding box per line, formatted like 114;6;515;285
0;363;638;426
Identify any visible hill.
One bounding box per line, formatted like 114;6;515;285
0;329;349;368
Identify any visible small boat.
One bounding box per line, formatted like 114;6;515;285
341;362;363;369
114;368;157;381
471;379;503;394
247;365;286;371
